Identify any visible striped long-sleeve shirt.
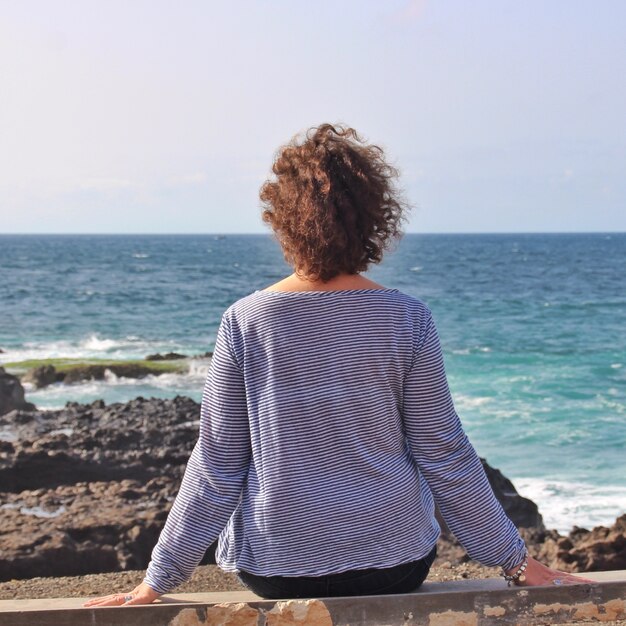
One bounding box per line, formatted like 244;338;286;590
144;288;526;594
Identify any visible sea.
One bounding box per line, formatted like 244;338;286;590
1;233;624;534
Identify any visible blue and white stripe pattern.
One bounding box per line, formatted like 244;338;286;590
144;289;526;594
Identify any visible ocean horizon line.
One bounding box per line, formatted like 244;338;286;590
1;230;625;237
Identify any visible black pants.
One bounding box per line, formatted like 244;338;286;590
238;546;437;599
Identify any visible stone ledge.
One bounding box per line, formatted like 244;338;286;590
0;571;624;625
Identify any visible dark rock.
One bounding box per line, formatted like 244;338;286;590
61;364;161;384
193;351;213;359
145;352;187;361
0;367;35;416
22;365;59;389
0;395;208;580
4;409;36;425
0;348;4;353
0;479;174;580
529;515;626;572
0;396;200;492
480;459;544;529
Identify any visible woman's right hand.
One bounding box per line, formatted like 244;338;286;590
509;556;594;587
83;582;161;607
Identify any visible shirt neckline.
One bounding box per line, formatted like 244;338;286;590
256;288;400;296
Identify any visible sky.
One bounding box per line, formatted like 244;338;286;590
1;0;625;234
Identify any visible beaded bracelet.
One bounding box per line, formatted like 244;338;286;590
502;556;529;587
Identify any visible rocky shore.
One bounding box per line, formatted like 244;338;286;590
2;353;193;391
1;386;624;587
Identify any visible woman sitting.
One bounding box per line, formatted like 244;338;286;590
86;124;588;606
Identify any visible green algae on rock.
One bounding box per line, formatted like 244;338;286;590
3;359;189;388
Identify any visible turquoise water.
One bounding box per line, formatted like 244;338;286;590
1;233;624;532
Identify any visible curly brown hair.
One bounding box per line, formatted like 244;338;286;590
260;124;408;282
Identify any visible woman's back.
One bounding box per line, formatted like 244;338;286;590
216;288;439;575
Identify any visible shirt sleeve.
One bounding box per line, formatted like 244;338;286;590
143;313;251;594
403;311;526;570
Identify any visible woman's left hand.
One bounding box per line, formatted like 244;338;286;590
83;582;161;607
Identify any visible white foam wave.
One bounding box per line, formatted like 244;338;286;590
20;505;67;519
25;368;208;409
0;334;190;364
83;336;119;351
49;427;74;437
132;253;150;259
450;346;492;355
188;359;212;378
455;395;492;409
0;429;18;442
0;503;67;518
513;477;626;533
